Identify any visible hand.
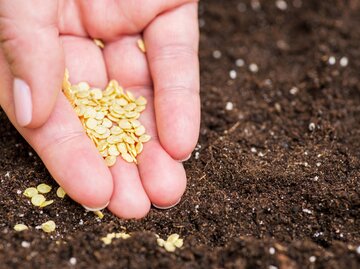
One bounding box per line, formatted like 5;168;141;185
0;0;200;218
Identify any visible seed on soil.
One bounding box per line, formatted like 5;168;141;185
41;220;56;233
101;232;131;245
137;39;146;53
23;187;38;198
62;70;150;166
39;200;54;208
93;39;105;49
36;183;52;194
14;224;29;232
31;194;46;207
93;211;104;219
56;187;66;198
157;234;184;252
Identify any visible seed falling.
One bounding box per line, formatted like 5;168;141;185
14;224;29;232
62;70;150;167
93;38;105;49
56;187;66;198
41;220;56;233
137;39;146;53
31;194;46;207
23;187;38;198
94;210;104;219
37;183;52;194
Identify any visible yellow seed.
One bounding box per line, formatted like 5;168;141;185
157;238;165;247
97;141;108;151
105;156;117;167
23;187;38;198
130;119;141;128
115;232;131;239
110;126;123;135
124;103;137;111
41;220;56;233
77;82;90;92
164;241;176;252
126;91;135;101
123;135;135;144
31;194;46;207
139;134;151;143
37;183;52;194
102;118;113;128
136;96;147;106
100;148;108;157
14;224;29;232
117;143;127;154
95;111;105;120
121;152;133;163
95;125;108;135
108;145;120;156
94;211;104;219
174;239;184;248
135;126;146;136
125;111;139;118
118;120;132;129
40;200;54;208
94;38;105;49
137;39;146;53
107;135;122;144
86;118;98;130
167;234;180;244
115;98;128;106
56;187;66;198
135;105;146;113
91;88;103;100
135;142;143;154
101;237;112;245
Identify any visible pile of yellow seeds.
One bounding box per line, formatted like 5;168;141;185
101;232;131;245
62;70;151;167
156;234;184;252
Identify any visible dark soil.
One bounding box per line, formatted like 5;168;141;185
1;1;360;268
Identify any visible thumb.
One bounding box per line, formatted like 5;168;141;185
0;0;64;128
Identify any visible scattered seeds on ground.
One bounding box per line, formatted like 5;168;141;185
41;221;56;233
31;194;46;207
23;187;38;198
101;232;131;245
14;224;29;232
37;183;52;194
56;187;66;198
62;70;150;167
156;233;184;252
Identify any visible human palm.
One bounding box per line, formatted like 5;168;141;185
0;0;200;218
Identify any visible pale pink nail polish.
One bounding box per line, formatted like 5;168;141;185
153;198;181;210
13;78;32;127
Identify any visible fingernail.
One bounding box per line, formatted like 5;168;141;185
13;78;32;127
82;201;110;212
177;153;191;163
152;198;181;210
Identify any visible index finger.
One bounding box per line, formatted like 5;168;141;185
144;2;200;161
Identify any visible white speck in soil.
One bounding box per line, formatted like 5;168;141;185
69;257;77;265
328;56;336;65
251;0;261;10
293;0;302;8
309;256;316;263
289;87;298;95
229;70;237;79
258;152;265;157
340;57;349;67
302;208;312;214
309;122;316;131
269;266;278;269
250;147;257;153
225;102;234;111
314;176;319;181
249;63;259;73
19;213;24;217
276;0;288;10
237;3;247;12
199;18;205;28
16;190;21;195
195;152;200;159
79;219;84;225
28;152;33;156
212;50;222;59
21;241;30;248
316;162;321;167
5;172;10;178
269;247;276;255
356;245;360;254
236;58;245;67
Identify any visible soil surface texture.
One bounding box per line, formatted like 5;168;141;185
1;1;360;268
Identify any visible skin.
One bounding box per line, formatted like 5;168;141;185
0;0;200;219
